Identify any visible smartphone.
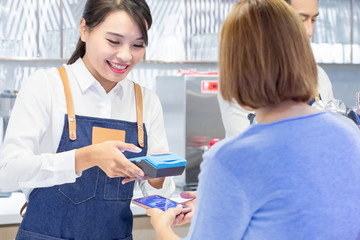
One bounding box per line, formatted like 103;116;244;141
132;195;190;213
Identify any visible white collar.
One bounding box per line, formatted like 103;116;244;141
69;58;131;95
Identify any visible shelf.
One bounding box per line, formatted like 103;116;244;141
1;57;359;66
0;58;68;62
0;58;219;65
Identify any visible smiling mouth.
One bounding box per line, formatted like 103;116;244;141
107;61;128;71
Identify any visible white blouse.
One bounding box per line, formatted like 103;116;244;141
0;58;175;199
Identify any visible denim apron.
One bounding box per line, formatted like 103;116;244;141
16;67;148;240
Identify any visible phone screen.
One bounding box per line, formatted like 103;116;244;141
133;195;185;211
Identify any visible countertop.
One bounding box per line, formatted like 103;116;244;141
0;192;25;225
0;187;185;225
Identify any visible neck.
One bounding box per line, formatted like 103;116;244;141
255;100;319;124
82;55;117;93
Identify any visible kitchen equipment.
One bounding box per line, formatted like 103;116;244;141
156;75;225;190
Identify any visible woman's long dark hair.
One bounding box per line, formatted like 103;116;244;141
67;0;152;64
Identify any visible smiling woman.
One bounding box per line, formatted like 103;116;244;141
68;0;152;93
0;0;176;240
79;10;147;92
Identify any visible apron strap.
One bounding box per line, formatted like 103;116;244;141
57;67;144;146
57;67;77;140
20;202;27;217
134;83;144;147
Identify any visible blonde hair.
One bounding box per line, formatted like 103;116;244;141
219;0;317;109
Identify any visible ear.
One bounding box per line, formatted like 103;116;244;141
79;18;87;42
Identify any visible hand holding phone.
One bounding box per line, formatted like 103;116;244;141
174;191;196;226
132;195;190;213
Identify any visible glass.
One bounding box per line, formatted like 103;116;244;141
311;100;327;111
326;99;347;115
190;33;218;61
146;0;186;61
311;99;347;116
0;39;15;57
63;28;79;59
45;30;61;58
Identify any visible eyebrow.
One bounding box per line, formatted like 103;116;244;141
106;32;144;40
299;12;319;19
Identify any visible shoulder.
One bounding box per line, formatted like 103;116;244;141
139;84;157;98
316;65;334;102
323;111;360;135
203;130;259;171
317;65;331;85
136;83;162;107
316;65;331;86
126;80;163;116
316;65;328;78
21;67;62;92
25;67;59;82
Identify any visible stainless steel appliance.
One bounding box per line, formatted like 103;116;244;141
156;75;225;190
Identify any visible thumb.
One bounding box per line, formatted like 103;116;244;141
146;207;162;217
116;142;142;153
173;205;184;215
180;191;196;199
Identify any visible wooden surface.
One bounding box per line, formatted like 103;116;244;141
0;216;190;240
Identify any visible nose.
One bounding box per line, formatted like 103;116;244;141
303;20;314;38
116;45;132;62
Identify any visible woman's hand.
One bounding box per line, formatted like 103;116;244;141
146;206;182;240
75;141;145;181
174;191;197;226
122;151;167;187
122;176;165;188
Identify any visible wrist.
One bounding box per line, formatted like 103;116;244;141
155;225;180;240
75;145;96;173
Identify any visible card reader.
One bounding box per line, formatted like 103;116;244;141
129;153;187;178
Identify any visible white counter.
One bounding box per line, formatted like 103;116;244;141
0;188;185;226
0;192;25;225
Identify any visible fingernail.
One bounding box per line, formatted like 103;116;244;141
134;147;142;152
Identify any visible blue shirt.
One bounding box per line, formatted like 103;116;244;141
184;111;360;239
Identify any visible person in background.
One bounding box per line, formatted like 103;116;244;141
146;0;360;239
0;0;175;239
217;0;334;138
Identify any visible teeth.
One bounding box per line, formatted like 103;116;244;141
109;62;127;70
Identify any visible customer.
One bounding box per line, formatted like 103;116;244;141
218;0;334;138
0;0;174;239
147;0;360;239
